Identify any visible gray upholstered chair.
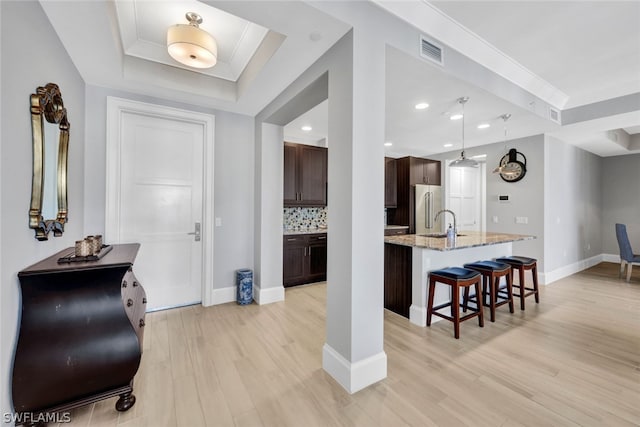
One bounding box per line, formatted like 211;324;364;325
615;223;640;282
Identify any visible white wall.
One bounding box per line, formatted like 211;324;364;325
601;153;640;255
84;85;255;293
1;1;86;417
544;136;603;277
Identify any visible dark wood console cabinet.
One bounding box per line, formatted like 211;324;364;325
13;243;146;423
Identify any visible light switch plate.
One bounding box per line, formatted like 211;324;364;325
215;217;222;227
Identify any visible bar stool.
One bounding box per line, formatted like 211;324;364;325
462;260;514;322
427;267;484;339
495;256;539;310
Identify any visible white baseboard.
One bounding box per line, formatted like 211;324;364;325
540;254;604;285
602;253;620;263
409;304;429;326
253;285;285;305
322;344;387;394
210;286;236;305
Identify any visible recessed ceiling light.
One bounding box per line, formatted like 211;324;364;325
443;143;453;148
415;102;429;110
477;123;490;129
301;126;312;131
450;114;463;121
384;142;393;147
309;31;322;42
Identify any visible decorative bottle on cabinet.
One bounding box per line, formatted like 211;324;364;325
12;243;146;422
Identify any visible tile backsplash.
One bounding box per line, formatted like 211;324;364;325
283;207;327;230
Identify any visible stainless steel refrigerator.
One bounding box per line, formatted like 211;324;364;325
415;184;443;235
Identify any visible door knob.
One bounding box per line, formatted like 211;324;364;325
187;222;201;241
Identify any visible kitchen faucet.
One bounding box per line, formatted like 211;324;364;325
435;209;457;235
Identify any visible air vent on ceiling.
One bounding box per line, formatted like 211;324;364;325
549;107;561;124
420;35;443;66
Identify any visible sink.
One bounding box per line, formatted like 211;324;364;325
419;233;466;238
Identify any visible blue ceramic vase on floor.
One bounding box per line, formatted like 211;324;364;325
236;269;253;305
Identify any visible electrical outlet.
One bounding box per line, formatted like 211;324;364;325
515;216;529;224
215;217;222;227
492;216;499;223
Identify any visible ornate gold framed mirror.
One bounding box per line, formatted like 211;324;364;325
29;83;70;240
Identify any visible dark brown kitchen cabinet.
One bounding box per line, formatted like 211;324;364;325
283;233;327;287
384;243;412;318
283;236;307;285
385;157;397;208
387;156;441;233
307;234;328;282
13;244;146;422
384;227;409;236
409;156;441;186
284;142;327;207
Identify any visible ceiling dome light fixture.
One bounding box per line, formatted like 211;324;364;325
167;12;218;69
415;102;429;110
449;97;479;168
301;125;312;131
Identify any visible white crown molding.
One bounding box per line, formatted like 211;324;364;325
372;0;570;109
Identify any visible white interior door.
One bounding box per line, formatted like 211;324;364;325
106;98;214;311
447;165;482;232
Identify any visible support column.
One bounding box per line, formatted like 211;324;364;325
322;28;387;393
253;123;285;304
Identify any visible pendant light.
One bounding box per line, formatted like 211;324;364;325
167;12;218;69
492;113;520;176
449;97;479;168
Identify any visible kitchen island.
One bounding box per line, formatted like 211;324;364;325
384;231;534;326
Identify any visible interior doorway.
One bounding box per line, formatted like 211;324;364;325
444;160;486;232
105;97;215;310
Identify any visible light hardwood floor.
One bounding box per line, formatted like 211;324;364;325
60;262;639;426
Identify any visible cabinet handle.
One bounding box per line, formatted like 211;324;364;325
143;297;147;304
127;298;134;307
122;280;127;288
304;247;307;256
309;246;312;256
300;192;303;201
287;238;296;241
317;236;326;240
139;319;145;328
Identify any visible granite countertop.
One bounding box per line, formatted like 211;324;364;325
384;230;534;251
385;225;409;230
283;228;328;235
